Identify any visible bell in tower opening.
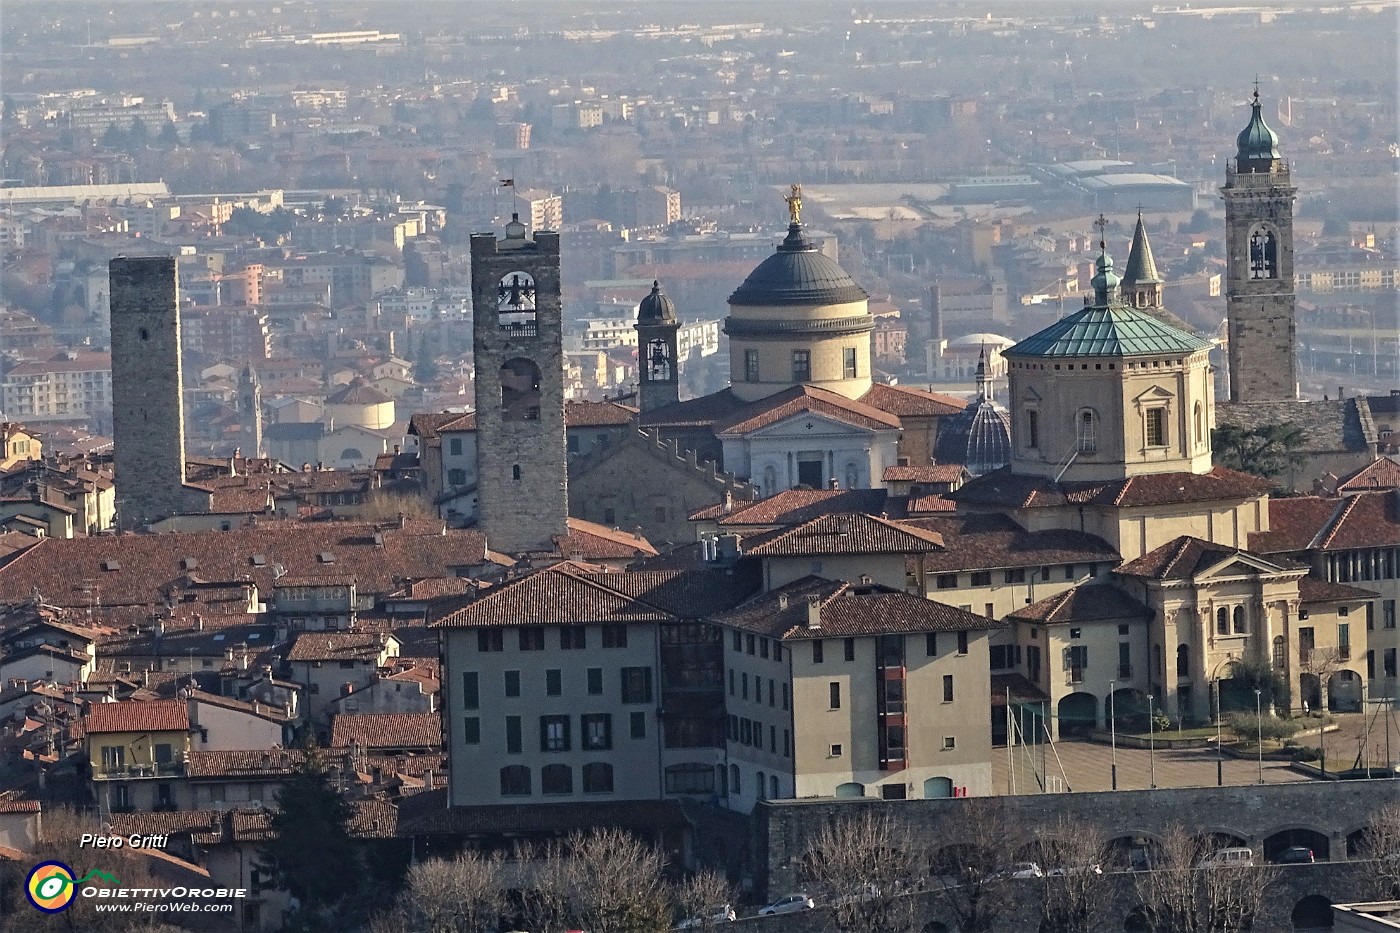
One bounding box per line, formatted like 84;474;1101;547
635;280;680;412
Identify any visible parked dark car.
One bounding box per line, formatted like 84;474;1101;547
1274;846;1316;864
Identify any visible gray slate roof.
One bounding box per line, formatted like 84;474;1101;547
1215;398;1375;454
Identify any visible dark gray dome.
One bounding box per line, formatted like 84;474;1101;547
728;225;869;307
933;400;1012;477
637;280;676;325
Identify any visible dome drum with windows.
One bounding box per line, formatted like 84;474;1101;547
1004;237;1215;483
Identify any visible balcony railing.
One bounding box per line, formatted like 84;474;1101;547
96;759;185;780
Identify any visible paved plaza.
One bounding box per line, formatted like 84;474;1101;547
993;711;1400;796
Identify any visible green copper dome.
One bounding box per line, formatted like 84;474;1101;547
1008;304;1211;358
1236;89;1281;168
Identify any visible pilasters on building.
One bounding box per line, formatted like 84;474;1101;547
109;256;187;529
470;216;569;555
1223;90;1299;403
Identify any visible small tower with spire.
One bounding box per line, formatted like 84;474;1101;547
1222;85;1298;402
635;280;680;412
1120;211;1163;310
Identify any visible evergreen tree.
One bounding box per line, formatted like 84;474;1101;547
127;116;150;148
1211;422;1307;481
257;744;362;914
100;122;127;149
158;119;180;146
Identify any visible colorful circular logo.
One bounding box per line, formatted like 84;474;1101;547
26;861;77;913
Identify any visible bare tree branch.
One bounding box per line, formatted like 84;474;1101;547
674;869;734;930
1035;817;1111;933
400;850;504;933
798;809;924;933
564;827;672;933
928;798;1028;933
1356;801;1400;899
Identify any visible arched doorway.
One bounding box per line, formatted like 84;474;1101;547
1107;834;1161;872
1299;673;1323;712
923;777;953;799
1264;828;1330;862
834;782;865;798
1291;894;1333;931
1058;692;1098;736
1110;687;1151;732
1329;671;1362;712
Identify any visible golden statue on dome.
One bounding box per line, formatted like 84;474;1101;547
785;183;803;225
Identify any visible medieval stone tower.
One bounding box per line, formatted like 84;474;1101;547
239;364;263;458
109;256;187;529
635;280;680;412
470;215;568;554
1223;89;1298;402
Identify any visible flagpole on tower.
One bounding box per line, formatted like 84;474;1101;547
498;177;516;226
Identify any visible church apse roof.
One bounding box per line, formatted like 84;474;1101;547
1008;304;1211;359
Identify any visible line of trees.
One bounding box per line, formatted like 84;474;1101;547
369;828;731;933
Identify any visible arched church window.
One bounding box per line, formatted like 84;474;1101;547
1248;227;1278;280
500;358;542;422
1233;606;1247;634
1026;410;1040;449
645;337;672;381
497;271;537;335
1216;607;1229;635
1076;410;1098;454
1177;644;1190;677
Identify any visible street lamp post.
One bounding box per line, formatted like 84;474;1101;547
1255;688;1264;784
1147;693;1156;790
1109;679;1118;791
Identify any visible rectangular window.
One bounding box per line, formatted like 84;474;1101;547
519;628;545;651
926;632;938;656
587;668;603;695
741;719;752;744
1119;642;1132;678
582;713;612;750
546;669;562;696
463;717;480;744
844;637;856;662
990;645;1008;670
1386;600;1397;630
1146;408;1166;447
782;683;790;710
540;715;571;752
812;640;824;664
560;627;587;649
1386;648;1396;679
943;736;957;750
1027;410;1040;449
936;574;958;590
733;630;743;651
744;349;760;382
630;711;646;739
1065;565;1077;581
621;667;653;704
462;672;479;710
943;675;954;702
477;629;503;652
603;624;628;648
970;571;991;586
505;716;522;754
957;631;969;655
504;670;520;698
784;729;791;756
770;724;777;753
759;637;769;659
728;669;735;696
769;678;777;708
746;634;756;655
843;347;857;379
1338;623;1351;661
829;682;841;709
449;438;463;456
1004;568;1026;584
741;672;749;700
792;350;811;383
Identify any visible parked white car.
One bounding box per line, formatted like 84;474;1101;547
992;862;1044;880
1196;847;1255;868
758;894;815;915
675;904;737;927
1047;864;1103;877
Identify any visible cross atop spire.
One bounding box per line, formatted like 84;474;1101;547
1094;213;1109;252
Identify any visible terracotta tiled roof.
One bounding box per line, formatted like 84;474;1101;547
907;494;958;514
108;810;224;842
713;384;902;435
1252;491;1400;554
553;517;658;559
330;712;440;750
714;575;1000;640
565;399;637;427
859;383;966;417
952;466;1272;510
637;388;747;430
85;699;189;734
408;412;465;440
287;632;392;662
1336;458;1400;493
574;567;762;619
0;799;41;813
904;513;1119;573
326;380;392;406
434;565;674;628
1298;577;1379;603
991;672;1050;707
739;512;945;557
347;799;399;838
690;488;895;525
184;748;321;778
1115;536;1302;581
1007;584;1152;624
882;464;968;483
0;523;486;611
